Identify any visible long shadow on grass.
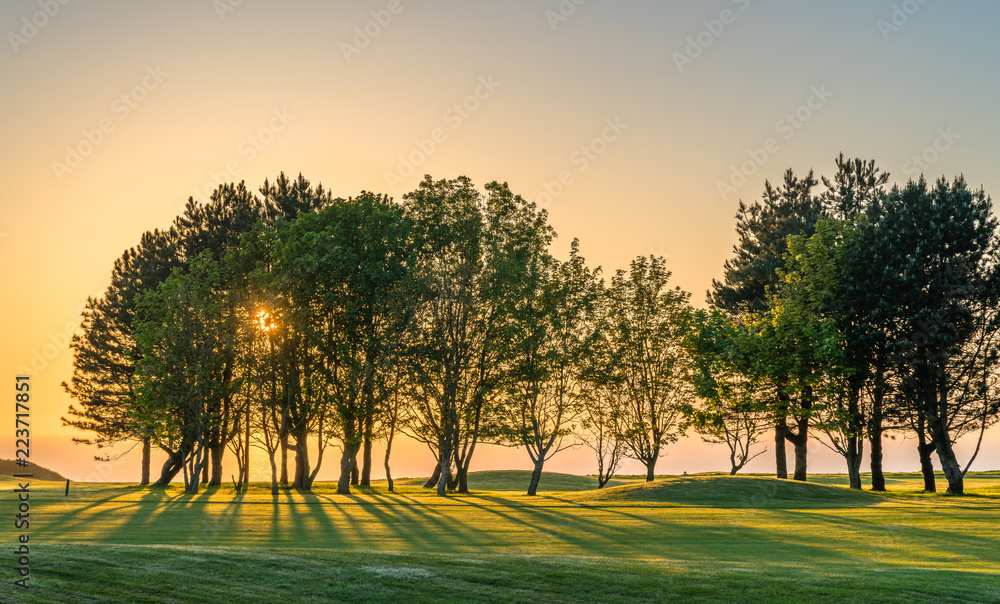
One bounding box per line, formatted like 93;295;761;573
313;491;496;551
37;485;187;542
448;494;860;564
781;508;1000;567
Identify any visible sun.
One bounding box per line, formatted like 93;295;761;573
256;310;276;332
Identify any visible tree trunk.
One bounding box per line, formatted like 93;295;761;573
384;419;397;493
527;459;544;496
384;446;394;493
280;434;289;485
783;422;809;482
360;434;373;487
185;443;206;494
929;381;964;495
784;387;811;482
209;442;224;487
268;449;279;495
337;442;361;495
291;427;310;491
927;413;963;495
729;439;748;476
936;447;964;495
774;422;788;479
844;383;864;490
645;460;656;482
792;437;807;481
155;449;184;486
423;461;441;489
917;423;937;493
201;456;209;485
456;433;479;494
846;435;863;490
306;440;326;491
869;412;885;491
243;402;251;489
437;445;451;497
350;451;359;486
140;437;151;486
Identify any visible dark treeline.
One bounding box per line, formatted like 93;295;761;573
704;155;1000;494
63;160;1000;496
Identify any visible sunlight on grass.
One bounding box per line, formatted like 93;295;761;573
3;472;999;602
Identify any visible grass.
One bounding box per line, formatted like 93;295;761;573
2;471;999;603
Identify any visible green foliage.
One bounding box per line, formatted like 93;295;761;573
863;176;1000;493
401;176;554;493
62;228;181;451
132;254;238;492
272;193;416;491
490;241;603;493
683;310;769;473
709;169;823;315
603;255;693;476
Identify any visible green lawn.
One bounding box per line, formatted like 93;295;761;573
3;471;999;603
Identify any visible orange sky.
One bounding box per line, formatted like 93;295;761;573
3;1;999;481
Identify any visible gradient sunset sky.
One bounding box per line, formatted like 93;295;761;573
3;0;1000;481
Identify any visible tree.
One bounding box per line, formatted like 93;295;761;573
709;169;823;478
173;182;265;486
274;193;415;494
604;255;692;482
684;310;770;475
491;241;601;495
868;176;1000;494
777;219;865;487
820;155;893;490
132;255;238;494
257;172;335;486
62;228;181;486
578;278;625;489
64;180;269;488
578;386;625;488
403;176;551;495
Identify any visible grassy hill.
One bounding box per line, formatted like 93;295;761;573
2;472;998;602
0;458;66;481
573;474;883;507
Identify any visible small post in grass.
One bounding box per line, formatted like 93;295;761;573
64;479;70;496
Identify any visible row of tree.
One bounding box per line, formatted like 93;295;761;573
64;159;1000;496
704;155;1000;494
63;174;693;495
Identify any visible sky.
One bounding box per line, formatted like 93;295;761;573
3;0;1000;482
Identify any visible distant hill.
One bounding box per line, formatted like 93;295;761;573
0;459;67;481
